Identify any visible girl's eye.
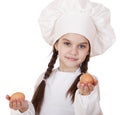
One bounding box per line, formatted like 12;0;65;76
79;44;86;49
64;42;71;46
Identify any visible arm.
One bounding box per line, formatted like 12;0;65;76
74;84;103;115
6;73;45;115
9;73;45;115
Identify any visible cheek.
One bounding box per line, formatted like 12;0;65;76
78;52;88;62
57;48;65;57
58;50;67;58
58;46;68;54
79;56;86;63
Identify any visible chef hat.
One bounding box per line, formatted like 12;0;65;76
39;0;116;56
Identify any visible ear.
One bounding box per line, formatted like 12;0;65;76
54;42;58;51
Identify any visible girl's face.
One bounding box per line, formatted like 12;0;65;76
55;33;90;72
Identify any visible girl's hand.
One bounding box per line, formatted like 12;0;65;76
6;94;28;113
77;78;98;95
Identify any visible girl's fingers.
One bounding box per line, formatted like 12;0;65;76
82;85;90;95
6;95;11;100
88;83;94;92
78;83;87;95
9;99;17;109
16;99;22;107
94;79;98;86
78;82;95;95
9;98;23;109
9;100;13;108
13;100;18;110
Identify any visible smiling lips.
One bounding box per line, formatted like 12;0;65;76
65;56;78;61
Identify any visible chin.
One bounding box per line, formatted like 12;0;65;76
65;63;79;69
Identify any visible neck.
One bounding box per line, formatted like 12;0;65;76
58;66;79;72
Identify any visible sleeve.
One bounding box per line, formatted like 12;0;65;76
74;83;103;115
10;101;35;115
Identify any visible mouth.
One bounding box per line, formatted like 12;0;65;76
65;56;78;61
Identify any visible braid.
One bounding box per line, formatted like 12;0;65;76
31;47;58;115
44;48;58;79
66;45;91;102
80;54;90;73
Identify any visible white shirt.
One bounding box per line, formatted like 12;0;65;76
11;68;103;115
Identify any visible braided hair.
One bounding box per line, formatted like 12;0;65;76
31;47;58;115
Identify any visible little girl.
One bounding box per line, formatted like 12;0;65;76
6;0;116;115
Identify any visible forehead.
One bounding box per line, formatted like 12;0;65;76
59;33;88;43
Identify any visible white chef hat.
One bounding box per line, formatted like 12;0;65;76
39;0;116;56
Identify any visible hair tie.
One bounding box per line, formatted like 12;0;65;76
42;78;46;82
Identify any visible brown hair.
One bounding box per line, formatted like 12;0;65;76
32;45;90;115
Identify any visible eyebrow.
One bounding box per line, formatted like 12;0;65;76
62;38;69;41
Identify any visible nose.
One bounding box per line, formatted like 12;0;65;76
70;47;78;56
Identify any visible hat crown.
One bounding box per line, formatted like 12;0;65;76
60;0;89;10
39;0;116;56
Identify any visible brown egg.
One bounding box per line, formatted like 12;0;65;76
80;73;94;84
11;92;25;100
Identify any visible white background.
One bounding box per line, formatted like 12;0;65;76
0;0;120;114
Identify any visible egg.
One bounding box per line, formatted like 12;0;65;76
11;92;25;100
80;73;94;84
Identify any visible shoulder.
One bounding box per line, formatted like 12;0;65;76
34;68;58;89
34;72;45;90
